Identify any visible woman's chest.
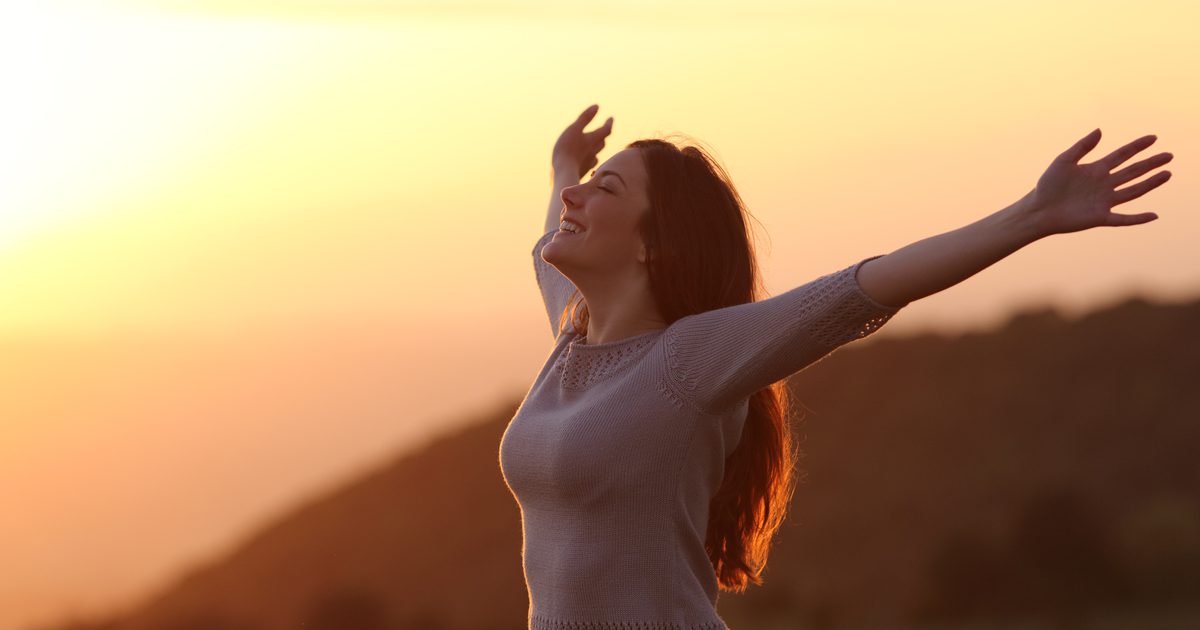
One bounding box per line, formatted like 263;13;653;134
500;364;698;507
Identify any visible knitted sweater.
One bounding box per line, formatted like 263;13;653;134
499;229;906;629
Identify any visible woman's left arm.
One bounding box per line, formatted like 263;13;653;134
856;129;1174;308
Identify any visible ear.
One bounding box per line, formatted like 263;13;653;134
637;242;654;264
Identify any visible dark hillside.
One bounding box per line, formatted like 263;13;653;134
35;295;1200;630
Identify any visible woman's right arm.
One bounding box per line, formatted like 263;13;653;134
533;105;614;338
537;163;584;338
532;227;578;338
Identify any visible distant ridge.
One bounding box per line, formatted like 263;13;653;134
34;294;1200;630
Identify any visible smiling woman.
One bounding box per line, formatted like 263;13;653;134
500;105;909;630
502;100;1176;629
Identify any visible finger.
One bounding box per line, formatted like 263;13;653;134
571;104;600;130
1098;134;1158;171
1109;152;1172;187
1058;128;1102;165
585;116;614;139
1105;211;1159;227
1112;170;1171;205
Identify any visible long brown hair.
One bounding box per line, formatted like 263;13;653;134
556;135;803;592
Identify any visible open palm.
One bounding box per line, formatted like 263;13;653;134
552;104;613;180
1031;128;1173;236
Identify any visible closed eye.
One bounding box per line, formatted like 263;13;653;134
589;169;615;194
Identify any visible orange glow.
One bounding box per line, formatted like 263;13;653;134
1;1;1196;628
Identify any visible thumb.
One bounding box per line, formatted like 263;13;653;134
1106;211;1158;227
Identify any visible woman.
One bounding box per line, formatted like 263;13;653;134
498;104;1172;629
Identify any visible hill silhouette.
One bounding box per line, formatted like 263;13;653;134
31;295;1200;630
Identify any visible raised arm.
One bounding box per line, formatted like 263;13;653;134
533;105;614;338
662;128;1172;415
855;128;1172;308
532;228;578;337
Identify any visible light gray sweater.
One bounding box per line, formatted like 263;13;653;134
499;230;906;629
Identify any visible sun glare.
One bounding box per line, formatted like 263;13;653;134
0;2;295;255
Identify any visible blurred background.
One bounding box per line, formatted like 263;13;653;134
1;1;1197;629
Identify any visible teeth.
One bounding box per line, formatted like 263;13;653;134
559;220;583;233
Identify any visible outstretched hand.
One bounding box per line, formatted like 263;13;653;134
1030;128;1173;236
552;104;613;180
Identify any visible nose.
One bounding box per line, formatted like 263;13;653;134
561;183;582;207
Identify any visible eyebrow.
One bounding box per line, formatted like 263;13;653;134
590;169;627;189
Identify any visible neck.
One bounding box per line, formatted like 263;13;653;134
575;273;666;346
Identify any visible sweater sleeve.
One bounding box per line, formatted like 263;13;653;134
662;254;906;414
532;229;579;338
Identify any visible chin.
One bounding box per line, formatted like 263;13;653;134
542;240;569;263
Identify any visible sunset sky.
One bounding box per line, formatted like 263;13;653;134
1;1;1196;628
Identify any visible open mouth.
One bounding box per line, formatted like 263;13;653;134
557;220;586;236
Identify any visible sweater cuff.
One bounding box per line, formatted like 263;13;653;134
850;254;908;312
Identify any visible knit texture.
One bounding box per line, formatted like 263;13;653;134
500;230;907;629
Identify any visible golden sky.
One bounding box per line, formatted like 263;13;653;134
1;1;1196;627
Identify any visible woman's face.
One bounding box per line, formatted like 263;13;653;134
543;147;652;277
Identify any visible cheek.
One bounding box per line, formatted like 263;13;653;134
589;219;643;258
583;203;640;245
588;218;637;242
